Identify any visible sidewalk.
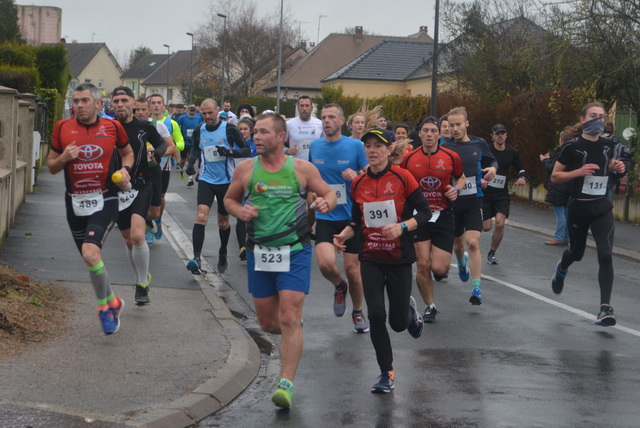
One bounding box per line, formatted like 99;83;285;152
0;171;260;427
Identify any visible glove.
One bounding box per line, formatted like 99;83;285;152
216;145;230;157
186;163;196;176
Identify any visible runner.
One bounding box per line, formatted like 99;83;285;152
185;98;250;275
148;93;183;241
550;102;626;326
482;124;525;264
286;95;324;161
235;117;258;262
112;87;167;306
401;117;465;322
177;105;203;185
309;103;369;332
224;112;336;409
48;83;134;334
441;107;497;305
333;129;431;394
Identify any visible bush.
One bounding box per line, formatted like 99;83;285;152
0;65;40;93
36;44;70;94
36;88;64;141
0;42;36;67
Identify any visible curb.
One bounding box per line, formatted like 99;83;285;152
125;211;260;428
505;218;640;263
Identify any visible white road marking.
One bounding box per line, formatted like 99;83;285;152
164;192;186;203
480;271;640;338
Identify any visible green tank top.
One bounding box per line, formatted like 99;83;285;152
245;156;309;252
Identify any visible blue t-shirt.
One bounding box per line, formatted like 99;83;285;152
198;121;234;185
309;136;368;221
177;114;203;145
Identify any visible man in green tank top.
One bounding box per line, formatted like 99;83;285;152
225;113;336;409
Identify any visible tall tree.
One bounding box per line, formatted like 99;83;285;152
0;0;24;43
126;45;153;71
194;0;302;97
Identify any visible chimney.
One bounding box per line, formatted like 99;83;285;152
355;26;363;43
419;26;428;34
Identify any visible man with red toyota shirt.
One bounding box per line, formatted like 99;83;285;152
401;117;465;322
48;83;134;335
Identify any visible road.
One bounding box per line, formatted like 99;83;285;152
163;171;640;427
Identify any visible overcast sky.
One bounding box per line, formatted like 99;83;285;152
21;0;437;66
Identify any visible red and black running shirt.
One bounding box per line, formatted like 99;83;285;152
400;145;463;212
51;117;129;195
350;164;431;265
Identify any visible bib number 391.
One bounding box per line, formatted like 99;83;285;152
363;199;396;228
71;191;104;217
254;245;290;272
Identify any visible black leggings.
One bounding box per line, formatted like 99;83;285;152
361;261;413;373
560;197;615;304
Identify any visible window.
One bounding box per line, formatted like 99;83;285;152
84;79;91;84
168;88;173;101
98;80;103;88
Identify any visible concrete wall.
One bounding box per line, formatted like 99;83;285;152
0;86;40;246
513;183;640;223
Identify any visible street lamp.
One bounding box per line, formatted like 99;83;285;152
430;0;440;117
186;32;195;104
163;44;170;102
276;0;284;113
217;13;227;104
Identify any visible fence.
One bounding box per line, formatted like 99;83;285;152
0;85;49;246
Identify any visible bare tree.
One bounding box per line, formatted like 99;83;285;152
194;0;302;97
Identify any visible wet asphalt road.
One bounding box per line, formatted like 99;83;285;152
163;171;640;427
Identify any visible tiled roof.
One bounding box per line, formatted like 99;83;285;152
65;43;119;77
120;54;169;79
263;31;432;92
322;40;433;82
142;50;194;85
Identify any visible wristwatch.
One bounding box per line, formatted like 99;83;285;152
400;222;408;233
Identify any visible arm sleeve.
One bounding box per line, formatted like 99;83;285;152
512;148;525;178
226;125;251;158
171;119;185;151
188;126;202;165
408;188;432;226
479;140;498;169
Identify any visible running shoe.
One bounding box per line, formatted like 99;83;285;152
469;287;482;305
217;252;228;273
145;229;154;244
135;273;151;305
458;251;470;282
407;296;424;338
487;252;498;265
271;378;294;409
187;178;194;186
551;260;566;294
333;280;349;317
99;298;124;335
239;247;247;261
187;257;202;275
371;371;395;394
595;305;616;327
423;305;437;323
147;220;158;234
433;271;448;281
352;312;370;333
180;170;185;180
154;222;163;240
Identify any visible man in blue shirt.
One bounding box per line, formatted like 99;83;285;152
177;105;203;185
309;103;369;333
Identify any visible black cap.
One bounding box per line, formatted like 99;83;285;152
492;124;507;133
188;105;196;111
111;86;135;98
361;128;393;145
176;103;185;108
169;103;175;107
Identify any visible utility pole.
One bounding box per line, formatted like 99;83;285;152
430;0;440;117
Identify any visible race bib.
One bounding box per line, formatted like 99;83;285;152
582;175;608;196
429;210;441;223
117;189;139;211
296;140;312;155
254;245;290;272
204;145;225;162
364;199;396;228
329;184;347;205
488;174;507;189
186;129;194;137
71;191;104;217
460;176;477;196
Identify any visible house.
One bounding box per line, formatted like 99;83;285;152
120;54;169;98
231;45;307;97
262;26;433;99
321;40;434;98
140;50;195;105
65;42;123;99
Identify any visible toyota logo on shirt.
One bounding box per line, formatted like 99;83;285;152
78;144;104;161
420;176;442;191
